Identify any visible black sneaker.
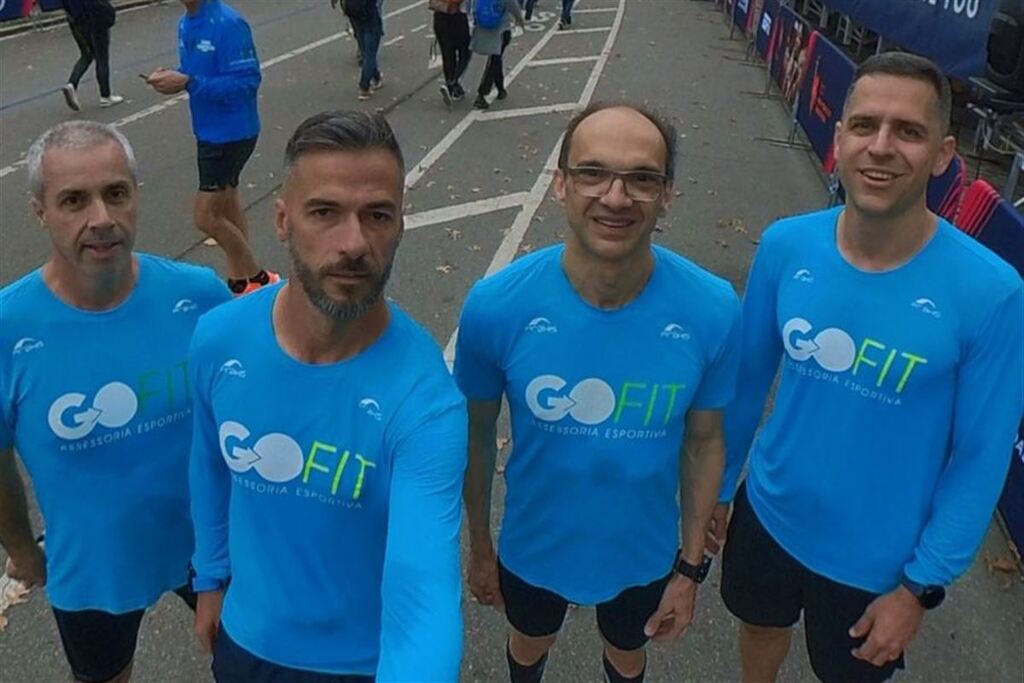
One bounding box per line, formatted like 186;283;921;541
496;88;508;100
473;95;489;110
452;82;466;100
440;84;453;108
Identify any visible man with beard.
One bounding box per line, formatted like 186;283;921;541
188;110;466;682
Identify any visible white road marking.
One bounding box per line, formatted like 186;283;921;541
405;192;531;231
477;102;579;121
556;26;612;34
444;0;626;368
411;23;428;33
0;0;427;180
383;34;405;46
527;56;601;67
573;7;619;13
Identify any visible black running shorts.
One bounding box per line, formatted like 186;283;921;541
720;484;906;683
498;559;671;651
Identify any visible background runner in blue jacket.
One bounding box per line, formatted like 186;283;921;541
0;120;229;683
145;0;278;296
188;110;465;682
717;53;1024;683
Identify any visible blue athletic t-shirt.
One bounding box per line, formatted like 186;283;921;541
0;254;230;612
455;244;742;604
189;284;465;680
723;207;1024;593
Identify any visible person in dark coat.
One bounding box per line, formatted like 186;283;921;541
60;0;123;110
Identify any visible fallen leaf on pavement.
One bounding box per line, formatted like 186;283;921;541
435;264;455;274
445;228;462;240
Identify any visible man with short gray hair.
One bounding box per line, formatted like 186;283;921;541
0;120;230;683
188;109;466;682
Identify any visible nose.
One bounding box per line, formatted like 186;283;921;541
600;176;633;209
867;123;896;157
332;212;371;260
86;196;115;228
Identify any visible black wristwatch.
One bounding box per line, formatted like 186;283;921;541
673;550;712;583
901;575;945;610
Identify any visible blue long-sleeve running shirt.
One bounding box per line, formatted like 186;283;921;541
0;255;229;612
723;207;1024;594
189;284;465;679
178;0;260;144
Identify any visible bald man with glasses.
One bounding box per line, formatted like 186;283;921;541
455;102;742;683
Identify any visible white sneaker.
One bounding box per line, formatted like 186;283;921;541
99;95;124;108
61;84;81;112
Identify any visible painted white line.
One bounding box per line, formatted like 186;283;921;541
405;9;567;189
527;56;601;67
477;102;579;121
573;7;618;13
411;23;428;33
442;139;563;368
578;0;625;106
444;0;626;369
383;34;405;46
0;0;426;179
406;192;530;231
556;26;612;34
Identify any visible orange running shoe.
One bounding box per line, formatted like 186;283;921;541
235;270;281;297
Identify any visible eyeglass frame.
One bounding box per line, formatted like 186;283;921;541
561;165;670;202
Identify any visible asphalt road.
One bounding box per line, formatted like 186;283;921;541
0;1;1022;681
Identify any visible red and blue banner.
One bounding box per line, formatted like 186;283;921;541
820;0;997;79
756;0;781;59
732;0;756;36
768;4;813;108
796;31;856;171
0;0;34;22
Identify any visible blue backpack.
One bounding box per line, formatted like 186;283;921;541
474;0;504;30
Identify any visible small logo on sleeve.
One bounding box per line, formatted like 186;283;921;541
660;324;691;341
13;338;44;355
172;299;198;314
792;269;814;283
220;360;247;378
359;398;383;421
525;317;558;333
911;298;941;319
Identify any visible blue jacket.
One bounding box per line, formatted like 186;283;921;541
178;0;261;144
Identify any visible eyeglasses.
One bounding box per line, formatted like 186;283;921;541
564;166;668;202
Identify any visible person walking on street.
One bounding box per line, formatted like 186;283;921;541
60;0;123;110
457;103;742;683
558;0;574;29
716;52;1024;683
344;0;386;100
471;0;524;110
0;120;229;683
145;0;278;297
189;110;466;682
431;0;471;108
330;0;363;65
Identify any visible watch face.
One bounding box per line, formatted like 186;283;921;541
920;586;945;610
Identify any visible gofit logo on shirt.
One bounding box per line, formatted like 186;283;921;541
782;317;927;395
525;374;687;430
219;421;377;502
48;382;139;440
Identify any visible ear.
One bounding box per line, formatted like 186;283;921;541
273;196;289;243
30;194;46;228
552;168;567;206
832;121;843;165
659;182;674;216
931;134;957;177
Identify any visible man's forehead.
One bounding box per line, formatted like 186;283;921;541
286;149;403;198
570;108;667;164
845;75;938;119
42;142;133;188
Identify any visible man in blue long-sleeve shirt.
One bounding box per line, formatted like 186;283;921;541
146;0;277;297
714;52;1024;683
188;110;465;682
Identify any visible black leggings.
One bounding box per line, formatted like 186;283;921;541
433;12;471;86
68;20;112;97
478;30;512;97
